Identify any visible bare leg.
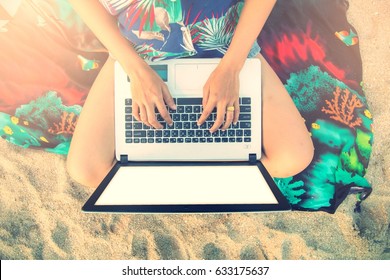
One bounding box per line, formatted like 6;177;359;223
67;57;116;187
256;54;314;177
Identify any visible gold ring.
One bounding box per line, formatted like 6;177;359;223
226;106;235;112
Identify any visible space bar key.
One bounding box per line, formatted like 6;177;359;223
177;98;203;105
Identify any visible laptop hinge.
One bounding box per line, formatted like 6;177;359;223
249;154;257;165
120;155;128;164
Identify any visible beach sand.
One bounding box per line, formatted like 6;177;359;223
0;0;389;260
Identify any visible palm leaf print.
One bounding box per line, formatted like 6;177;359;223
125;0;157;35
194;16;234;54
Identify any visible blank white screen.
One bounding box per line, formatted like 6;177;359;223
95;165;278;206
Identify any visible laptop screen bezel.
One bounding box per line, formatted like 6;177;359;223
82;161;291;213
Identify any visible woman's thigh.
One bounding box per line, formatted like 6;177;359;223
254;53;314;177
67;57;116;187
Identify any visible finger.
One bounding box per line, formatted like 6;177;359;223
210;104;225;133
139;105;151;127
202;82;210;108
233;99;240;125
155;100;173;126
161;84;177;110
197;101;215;126
221;104;235;131
132;103;141;122
145;104;162;129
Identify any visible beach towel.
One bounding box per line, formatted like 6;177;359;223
0;0;373;213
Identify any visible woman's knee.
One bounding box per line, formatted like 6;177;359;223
66;151;115;188
66;153;95;187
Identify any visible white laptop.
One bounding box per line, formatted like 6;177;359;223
82;58;291;213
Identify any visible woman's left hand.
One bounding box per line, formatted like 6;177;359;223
197;63;241;132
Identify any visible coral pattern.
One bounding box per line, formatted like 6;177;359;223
321;87;363;128
48;112;78;135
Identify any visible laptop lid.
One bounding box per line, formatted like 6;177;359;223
82;160;291;213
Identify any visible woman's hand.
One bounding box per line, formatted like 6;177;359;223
128;63;176;129
197;63;241;132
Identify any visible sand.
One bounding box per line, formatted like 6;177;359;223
0;0;389;260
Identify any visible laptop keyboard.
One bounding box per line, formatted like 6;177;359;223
124;97;252;144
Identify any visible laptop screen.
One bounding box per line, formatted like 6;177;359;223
94;165;278;206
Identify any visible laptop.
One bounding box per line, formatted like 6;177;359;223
82;58;291;213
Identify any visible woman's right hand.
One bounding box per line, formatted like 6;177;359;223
127;63;176;129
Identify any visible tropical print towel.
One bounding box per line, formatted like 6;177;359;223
0;0;373;213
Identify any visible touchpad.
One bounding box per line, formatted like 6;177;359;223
175;63;217;90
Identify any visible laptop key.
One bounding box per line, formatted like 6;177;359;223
244;130;251;136
133;131;146;137
239;114;251;121
190;114;197;121
240;122;251;129
240;105;251;113
191;122;198;129
171;130;179;137
242;97;251;104
174;122;183;129
177;98;202;105
173;114;180;122
181;114;189;121
134;123;142;129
